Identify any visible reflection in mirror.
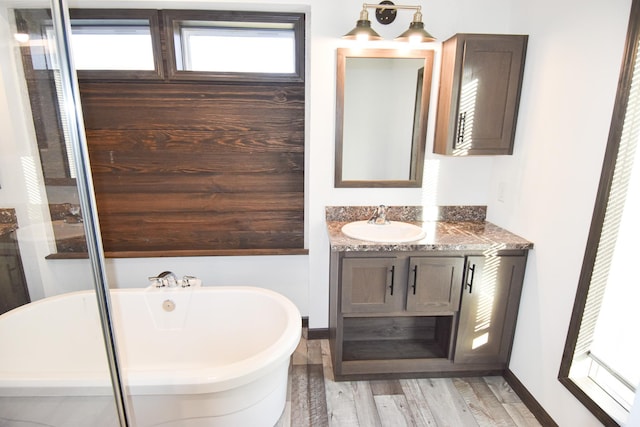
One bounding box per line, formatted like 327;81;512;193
335;48;433;187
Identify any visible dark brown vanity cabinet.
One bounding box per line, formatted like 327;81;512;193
433;33;528;155
340;256;464;314
454;255;527;365
0;231;30;315
329;250;528;379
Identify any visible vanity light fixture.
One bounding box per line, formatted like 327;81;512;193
343;1;435;43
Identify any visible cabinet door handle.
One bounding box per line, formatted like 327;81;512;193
389;265;395;296
411;265;418;294
465;263;475;294
456;111;467;147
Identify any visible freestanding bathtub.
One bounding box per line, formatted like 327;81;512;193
0;285;301;427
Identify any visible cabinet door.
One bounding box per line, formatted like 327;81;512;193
0;233;30;315
454;255;526;364
341;257;403;313
434;34;527;155
406;256;464;313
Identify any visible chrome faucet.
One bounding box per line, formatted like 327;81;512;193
148;271;201;288
149;271;178;288
368;205;390;225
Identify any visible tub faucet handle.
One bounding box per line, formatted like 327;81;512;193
182;276;201;287
148;276;164;287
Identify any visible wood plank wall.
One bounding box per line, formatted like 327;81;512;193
15;8;306;257
79;81;305;255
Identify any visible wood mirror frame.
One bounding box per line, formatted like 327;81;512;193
335;48;434;188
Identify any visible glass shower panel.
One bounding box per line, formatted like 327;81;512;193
0;1;122;425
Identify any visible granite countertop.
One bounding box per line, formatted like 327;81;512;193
0;208;18;237
326;205;533;252
0;223;18;236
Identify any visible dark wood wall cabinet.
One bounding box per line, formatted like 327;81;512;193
329;250;528;380
434;34;528;156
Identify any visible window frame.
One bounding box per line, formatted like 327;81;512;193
558;0;640;424
162;9;305;83
68;9;164;81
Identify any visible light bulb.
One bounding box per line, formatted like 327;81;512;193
14;33;29;43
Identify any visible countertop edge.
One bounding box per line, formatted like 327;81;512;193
326;220;534;252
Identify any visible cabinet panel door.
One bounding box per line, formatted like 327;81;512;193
0;234;30;315
457;36;526;153
341;257;402;313
454;255;526;364
434;34;527;156
406;256;464;313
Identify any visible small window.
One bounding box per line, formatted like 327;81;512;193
165;10;305;82
69;21;155;71
177;23;295;73
68;10;163;79
15;9;163;79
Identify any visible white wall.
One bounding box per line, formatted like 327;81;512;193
1;0;636;424
487;0;634;425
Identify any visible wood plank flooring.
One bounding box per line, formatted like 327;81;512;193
0;329;542;427
276;331;542;427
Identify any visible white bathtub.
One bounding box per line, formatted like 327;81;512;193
0;286;301;427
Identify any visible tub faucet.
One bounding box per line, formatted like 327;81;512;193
368;205;390;225
149;271;178;288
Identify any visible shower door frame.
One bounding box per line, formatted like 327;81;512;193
49;0;130;424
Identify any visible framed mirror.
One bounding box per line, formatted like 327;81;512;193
335;48;434;187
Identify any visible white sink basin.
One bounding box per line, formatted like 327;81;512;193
341;220;426;243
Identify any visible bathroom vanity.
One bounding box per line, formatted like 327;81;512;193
326;206;533;380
